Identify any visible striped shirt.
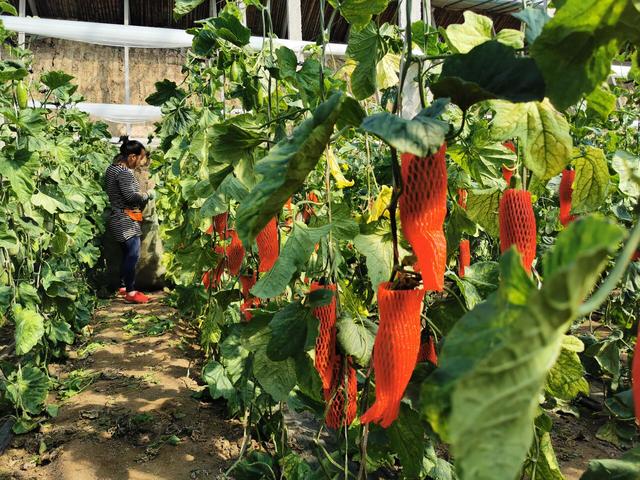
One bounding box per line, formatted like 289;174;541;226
104;163;149;242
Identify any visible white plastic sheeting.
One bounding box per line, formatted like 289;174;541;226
0;16;348;56
31;101;163;124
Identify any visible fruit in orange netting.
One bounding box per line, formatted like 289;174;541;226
310;282;337;391
302;192;319;224
257;217;279;272
207;212;228;236
399;144;448;291
239;272;257;299
499;189;537;274
502;142;517;185
633;323;640;425
324;356;358;430
458;239;471;278
457;189;467;209
202;260;225;290
361;282;425;428
225;230;245;276
559;169;577;226
417;335;438;366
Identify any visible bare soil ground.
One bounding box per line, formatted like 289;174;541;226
0;294;243;480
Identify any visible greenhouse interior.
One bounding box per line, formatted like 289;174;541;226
0;0;639;479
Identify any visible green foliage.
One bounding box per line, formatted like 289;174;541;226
432;41;546;111
490;99;573;181
422;217;625;480
442;10;523;53
572;146;610;213
531;0;640;110
236;92;363;246
328;0;392;31
173;0;208;19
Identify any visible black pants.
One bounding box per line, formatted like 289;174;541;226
119;235;141;292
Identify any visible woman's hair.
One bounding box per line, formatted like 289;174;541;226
114;136;146;164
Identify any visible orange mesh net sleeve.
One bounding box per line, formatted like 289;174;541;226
311;282;337;391
458;239;471;278
499;189;537;274
239;272;257;300
559;169;577;226
225;230;245;276
256;218;279;272
213;212;228;236
202;259;225;290
399;144;448;291
325;356;358;430
361;282;425;428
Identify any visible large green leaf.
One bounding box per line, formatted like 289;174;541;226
353;227;394;289
360;108;448;157
202;360;235;400
40;71;74;90
253;346;298;402
252;223;331;299
346;22;394;100
572;146;610;213
545;336;589;401
0;225;19;251
336;313;377;365
442;11;493;54
431;41;545;111
531;0;640;111
13;305;45;356
421;216;625;480
586;84;616;120
442;11;523;54
0;60;28;82
387;404;429;479
512;8;551;44
581;446;640;479
465;188;501;238
4;366;49;415
174;0;207;19
145;79;186;106
237;92;362;246
490;99;572;181
328;0;392;30
0;149;39;202
612;150;639;199
267;301;316;361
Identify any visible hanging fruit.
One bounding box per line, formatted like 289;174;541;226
502;141;517;185
417;335;438;366
399;144;448;291
324;356;358;430
559;169;577;226
16;81;28;109
310;282;337;391
239;272;257;300
225;230;245;276
361;282;425;428
458;239;471;278
302;192;319;224
202;259;225;290
257;217;279;272
499;189;537;274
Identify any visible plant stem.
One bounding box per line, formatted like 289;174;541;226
578;219;640;317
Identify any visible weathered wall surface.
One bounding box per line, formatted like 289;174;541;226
28;37;188;137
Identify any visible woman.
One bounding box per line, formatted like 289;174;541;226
105;137;155;304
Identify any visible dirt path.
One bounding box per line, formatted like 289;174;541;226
1;294;243;480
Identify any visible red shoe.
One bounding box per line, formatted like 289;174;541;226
118;288;126;296
124;291;150;304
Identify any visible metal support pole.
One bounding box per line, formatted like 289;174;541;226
399;0;420;30
18;0;26;48
209;0;217;17
27;0;37;16
286;0;302;40
238;1;247;25
124;0;131;135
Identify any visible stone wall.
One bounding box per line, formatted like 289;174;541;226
28;37;188;137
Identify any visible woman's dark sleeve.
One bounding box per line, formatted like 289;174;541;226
117;170;148;206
